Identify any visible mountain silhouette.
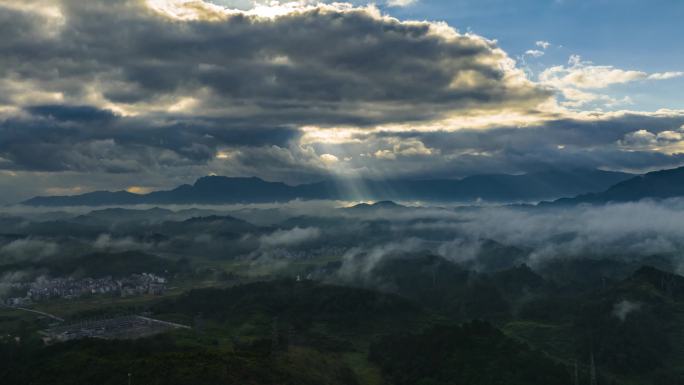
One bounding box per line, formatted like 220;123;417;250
551;166;684;205
22;169;632;206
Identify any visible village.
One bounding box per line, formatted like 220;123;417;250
3;273;167;307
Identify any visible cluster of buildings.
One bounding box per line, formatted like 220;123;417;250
3;273;167;306
41;315;190;343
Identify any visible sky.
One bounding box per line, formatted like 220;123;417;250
0;0;683;203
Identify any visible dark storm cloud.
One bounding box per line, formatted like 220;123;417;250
0;105;299;172
27;105;118;123
0;0;550;177
0;0;548;123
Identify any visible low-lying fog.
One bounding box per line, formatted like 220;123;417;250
2;198;684;293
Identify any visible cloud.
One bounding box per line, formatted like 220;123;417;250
542;62;633;89
0;105;300;173
540;55;683;89
243;198;684;280
94;234;152;251
330;199;684;275
259;226;321;248
450;200;684;266
647;72;684;80
337;237;427;280
0;270;34;298
612;300;642;321
618;126;684;154
386;0;418;7
0;0;683;203
244;225;324;273
0;238;59;261
3;109;684;204
373;138;435;160
0;0;547;126
535;41;551;50
304;111;684;179
6;198;684;282
525;49;544;58
319;153;340;164
539;55;683;108
557;88;628;108
0;0;555;197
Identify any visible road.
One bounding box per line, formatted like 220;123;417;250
0;304;65;322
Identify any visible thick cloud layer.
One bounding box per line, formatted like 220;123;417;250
4;200;684;284
323;200;684;277
0;0;683;202
0;0;545;122
306;112;684;179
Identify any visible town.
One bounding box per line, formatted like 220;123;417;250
3;273;167;307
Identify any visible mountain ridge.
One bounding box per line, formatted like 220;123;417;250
549;165;684;205
21;169;633;206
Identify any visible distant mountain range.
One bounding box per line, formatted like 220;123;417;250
344;201;408;212
550;165;684;205
20;169;635;206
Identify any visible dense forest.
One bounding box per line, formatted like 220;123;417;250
4;260;684;384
